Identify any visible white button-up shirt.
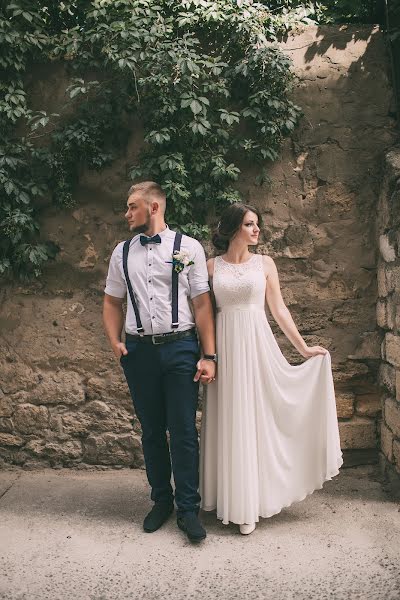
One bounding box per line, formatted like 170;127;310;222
104;226;210;335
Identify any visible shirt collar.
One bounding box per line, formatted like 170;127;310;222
159;225;173;240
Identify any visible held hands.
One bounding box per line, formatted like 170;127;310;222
112;341;128;360
194;359;216;384
300;345;328;359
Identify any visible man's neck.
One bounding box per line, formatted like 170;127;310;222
144;222;167;237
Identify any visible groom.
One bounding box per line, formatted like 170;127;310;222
103;181;216;542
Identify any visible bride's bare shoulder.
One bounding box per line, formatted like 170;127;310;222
261;254;277;277
206;257;215;277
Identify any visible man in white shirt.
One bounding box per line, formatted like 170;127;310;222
103;181;216;542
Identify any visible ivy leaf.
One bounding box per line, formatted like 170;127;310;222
190;99;202;115
4;181;14;195
19;191;30;204
69;87;82;99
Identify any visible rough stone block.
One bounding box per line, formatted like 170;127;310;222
0;360;38;395
25;439;45;456
29;372;85;406
0;433;24;447
131;435;145;469
25;439;82;461
385;333;400;368
385;397;400;438
396;304;400;333
377;267;388;297
355;393;382;418
82;432;143;467
386;295;397;331
13;404;49;434
376;299;387;329
339;418;377;449
62;407;132;436
0;396;13;418
387;266;400;293
379;234;396;262
397;370;400;402
333;361;369;385
381;422;393;462
330;300;375;328
83;434;105;464
283;224;313;258
49;414;63;434
0;418;13;433
393;440;400;473
350;331;382;360
84;401;111;417
44;441;82;460
61;413;92;436
85;375;131;411
336;392;354;419
379;362;396;394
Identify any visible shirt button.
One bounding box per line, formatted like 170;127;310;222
152;316;155;319
150;297;153;300
148;279;151;283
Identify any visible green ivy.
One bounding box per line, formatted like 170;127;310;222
1;1;308;280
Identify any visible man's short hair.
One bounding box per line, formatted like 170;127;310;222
127;181;166;205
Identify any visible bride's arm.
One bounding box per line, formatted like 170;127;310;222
207;258;217;316
263;255;327;358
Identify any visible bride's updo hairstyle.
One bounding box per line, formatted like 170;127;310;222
212;203;263;252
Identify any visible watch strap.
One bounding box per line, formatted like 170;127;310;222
203;353;218;363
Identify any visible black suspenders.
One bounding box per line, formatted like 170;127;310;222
122;232;183;334
171;232;182;329
122;239;144;334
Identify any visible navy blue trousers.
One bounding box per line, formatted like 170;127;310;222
120;333;201;516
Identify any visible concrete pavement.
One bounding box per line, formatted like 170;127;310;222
0;465;399;600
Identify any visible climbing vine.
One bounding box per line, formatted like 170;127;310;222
1;0;381;280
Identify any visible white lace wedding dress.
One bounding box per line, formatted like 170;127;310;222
200;254;343;525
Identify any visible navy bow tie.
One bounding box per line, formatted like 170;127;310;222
140;234;161;246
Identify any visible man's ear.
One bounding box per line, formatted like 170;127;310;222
151;201;160;215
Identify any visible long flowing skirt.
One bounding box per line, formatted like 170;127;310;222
200;306;343;525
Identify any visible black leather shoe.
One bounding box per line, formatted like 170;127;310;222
143;502;174;533
177;512;207;542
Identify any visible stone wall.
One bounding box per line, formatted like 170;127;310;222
377;147;400;488
0;25;398;469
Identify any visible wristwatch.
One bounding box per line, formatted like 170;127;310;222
203;353;218;363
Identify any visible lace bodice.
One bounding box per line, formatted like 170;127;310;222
212;254;266;310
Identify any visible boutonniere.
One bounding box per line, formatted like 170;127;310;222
166;250;194;273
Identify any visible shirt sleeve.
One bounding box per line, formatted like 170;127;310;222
104;243;127;299
188;239;210;299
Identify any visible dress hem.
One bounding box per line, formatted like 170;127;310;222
200;456;343;526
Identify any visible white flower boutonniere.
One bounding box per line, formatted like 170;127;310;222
167;249;195;273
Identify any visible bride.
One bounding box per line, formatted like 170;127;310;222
199;203;343;535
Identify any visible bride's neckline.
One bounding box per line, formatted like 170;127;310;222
219;254;256;266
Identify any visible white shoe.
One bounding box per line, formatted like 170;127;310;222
239;523;256;535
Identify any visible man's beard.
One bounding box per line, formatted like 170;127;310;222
130;212;151;234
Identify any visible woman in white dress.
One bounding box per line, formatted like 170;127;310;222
200;203;343;535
